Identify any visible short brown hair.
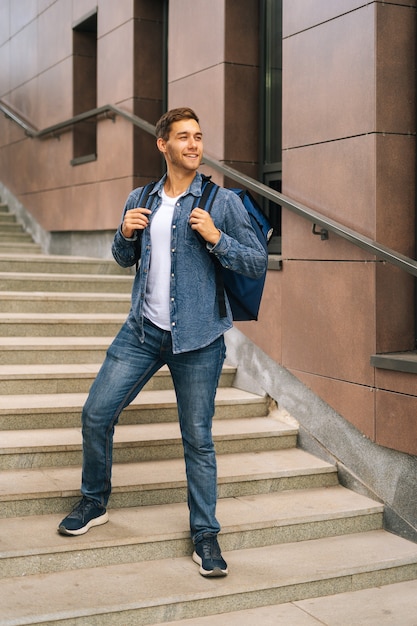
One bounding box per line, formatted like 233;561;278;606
155;107;199;141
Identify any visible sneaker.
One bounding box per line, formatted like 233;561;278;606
192;533;228;577
58;497;109;536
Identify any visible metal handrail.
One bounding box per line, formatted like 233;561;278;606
0;101;37;136
0;101;155;138
2;99;417;278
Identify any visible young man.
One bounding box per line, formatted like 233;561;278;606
58;107;267;577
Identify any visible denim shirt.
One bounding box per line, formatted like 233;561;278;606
112;172;267;354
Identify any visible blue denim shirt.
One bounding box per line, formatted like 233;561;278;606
112;172;267;353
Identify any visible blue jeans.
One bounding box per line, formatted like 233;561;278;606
81;317;226;544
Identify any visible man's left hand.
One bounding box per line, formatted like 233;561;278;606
189;208;221;245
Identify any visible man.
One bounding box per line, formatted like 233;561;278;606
58;107;267;577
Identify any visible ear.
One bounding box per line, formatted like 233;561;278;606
156;137;166;154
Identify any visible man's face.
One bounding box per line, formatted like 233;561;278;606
158;118;203;172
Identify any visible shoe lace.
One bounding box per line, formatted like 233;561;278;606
201;534;220;560
72;497;94;518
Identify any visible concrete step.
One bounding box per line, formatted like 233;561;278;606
0;386;268;430
1;530;416;625
0;253;133;275
0;290;131;313
0;362;236;395
0;448;338;517
0;213;17;223
0;242;42;254
0;487;383;578
0;272;133;292
0;311;127;336
0;232;34;243
153;579;417;626
0;415;297;469
0;229;415;624
0;336;114;364
0;222;26;233
0;362;105;394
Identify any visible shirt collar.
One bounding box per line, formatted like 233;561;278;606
150;172;204;198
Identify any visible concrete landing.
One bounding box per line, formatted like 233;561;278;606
158;579;417;625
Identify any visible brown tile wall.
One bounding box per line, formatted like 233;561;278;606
235;268;282;364
8;0;38;36
283;5;376;150
0;0;165;234
224;63;259;164
168;0;259;167
375;390;417;456
98;21;134;106
132;5;165;183
169;65;226;161
268;0;417;456
168;1;226;160
281;134;415;259
224;0;259;167
281;261;376;386
283;0;416;39
168;1;225;85
294;369;377;442
375;264;415;353
375;369;417;455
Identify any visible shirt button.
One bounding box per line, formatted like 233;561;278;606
171;248;175;252
172;322;176;327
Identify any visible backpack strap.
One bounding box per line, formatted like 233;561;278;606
195;177;227;318
135;182;156;271
193;177;219;211
138;182;156;207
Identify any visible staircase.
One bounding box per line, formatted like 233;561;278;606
1;200;417;626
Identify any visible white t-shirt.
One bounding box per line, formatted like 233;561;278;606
143;189;181;330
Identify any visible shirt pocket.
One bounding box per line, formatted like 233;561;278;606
183;221;203;249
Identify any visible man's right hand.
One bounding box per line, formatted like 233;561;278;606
121;208;152;238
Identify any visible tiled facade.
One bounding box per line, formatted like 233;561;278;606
0;0;416;456
276;1;417;456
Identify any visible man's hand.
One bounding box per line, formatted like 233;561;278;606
189;208;221;245
122;208;152;238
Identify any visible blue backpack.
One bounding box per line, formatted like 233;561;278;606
136;177;272;321
195;176;272;321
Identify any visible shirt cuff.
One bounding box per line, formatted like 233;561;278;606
206;230;225;253
119;226;138;242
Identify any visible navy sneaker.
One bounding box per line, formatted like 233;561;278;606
58;497;109;536
192;533;228;577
